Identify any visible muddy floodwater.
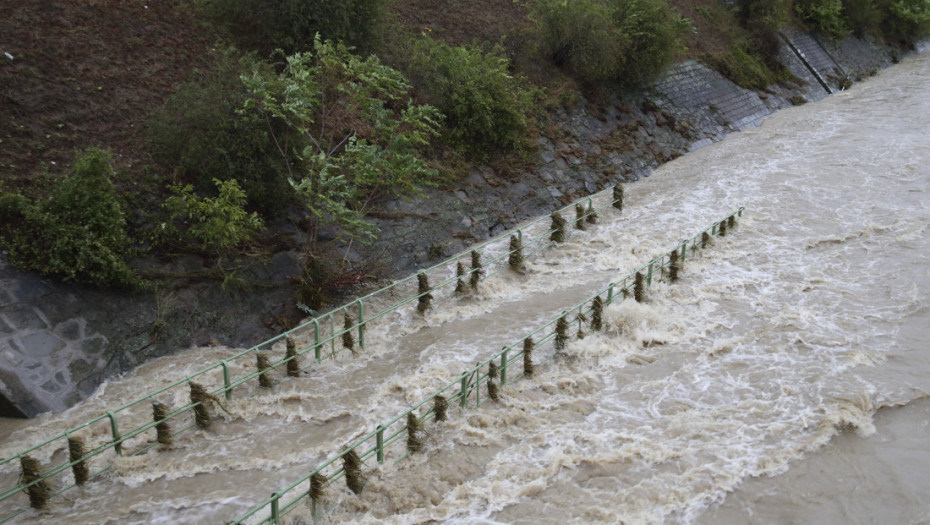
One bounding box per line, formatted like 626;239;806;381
1;47;928;524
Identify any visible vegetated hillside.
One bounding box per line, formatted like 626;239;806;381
0;1;219;190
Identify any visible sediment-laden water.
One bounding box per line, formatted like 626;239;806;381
1;47;928;524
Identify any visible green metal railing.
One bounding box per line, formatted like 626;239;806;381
230;208;745;524
0;185;626;522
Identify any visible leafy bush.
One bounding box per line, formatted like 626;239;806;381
0;149;140;288
531;0;692;87
796;0;850;38
737;0;792;69
147;51;292;217
878;0;930;43
842;0;882;36
404;37;534;156
715;44;783;90
163;178;265;256
198;0;381;55
241;36;442;243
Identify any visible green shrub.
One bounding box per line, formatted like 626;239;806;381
405;37;534;156
163;178;264;256
842;0;881;36
531;0;691;87
715;44;782;90
198;0;381;55
737;0;792;68
147;51;292;217
878;0;930;43
0;149;140;289
796;0;850;38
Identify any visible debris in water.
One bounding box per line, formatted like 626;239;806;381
417;272;433;314
67;436;89;486
20;455;50;510
152;401;173;446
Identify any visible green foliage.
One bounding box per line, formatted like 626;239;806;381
241;36;442;243
405;37;534;157
163;178;264;256
0;149;140;288
736;0;792;69
530;0;692;87
715;44;783;90
878;0;930;43
796;0;850;39
842;0;882;36
147;51;292;217
198;0;381;55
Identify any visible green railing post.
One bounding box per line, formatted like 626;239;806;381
517;228;523;244
681;241;688;262
376;425;385;464
221;361;232;401
312;319;321;362
329;315;336;357
106;411;122;456
606;283;614;306
647;260;654;286
500;349;508;385
270;492;279;524
356;299;365;352
459;372;469;407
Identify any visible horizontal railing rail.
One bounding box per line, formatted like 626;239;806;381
230;207;745;524
0;185;631;521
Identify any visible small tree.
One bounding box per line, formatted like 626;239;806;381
241;36;442;246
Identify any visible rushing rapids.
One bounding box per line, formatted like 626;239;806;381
1;47;928;524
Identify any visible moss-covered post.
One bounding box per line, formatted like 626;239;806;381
433;395;448;422
613;184;624;211
523;337;535;377
634;272;645;303
718;218;727;237
728;214;736;229
152;401;173;446
487;362;500;402
343;449;365;495
509;234;526;273
67;436;89;486
309;472;327;517
555;315;569;352
285;337;300;378
701;231;710;249
591;296;603;332
406;412;423;453
20;455;50;510
189;381;228;429
550;212;566;243
575;204;586;230
668;249;680;282
257;352;273;388
470;250;484;291
455;261;467;294
417;272;433;314
342;313;355;352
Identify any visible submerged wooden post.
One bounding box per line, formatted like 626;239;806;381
152;401;173;446
417;272;433;314
669;249;680;282
523;338;535;377
613;184;624;211
455;262;466;294
701;231;710;249
309;472;327;516
470;250;484;291
550;212;566;243
189;381;228;429
487;362;500;402
406;412;423;453
285;337;300;378
343;449;365;495
719;219;728;237
555;315;569;352
67;436;89;486
433;395;448;422
342;313;355;352
20;455;50;510
508;235;526;273
575;204;586;230
256;352;273;388
728;214;736;229
591;296;603;332
634;272;645;303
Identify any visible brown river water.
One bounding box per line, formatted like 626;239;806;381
1;47;928;524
